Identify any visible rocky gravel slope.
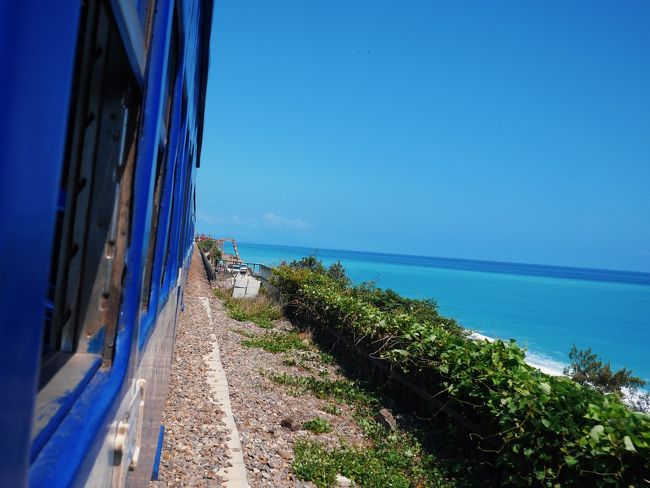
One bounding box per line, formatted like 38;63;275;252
153;252;377;487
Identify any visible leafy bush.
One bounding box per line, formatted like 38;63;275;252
564;344;646;394
352;282;463;335
198;238;222;261
288;255;326;273
327;260;350;288
285;255;351;288
272;262;650;486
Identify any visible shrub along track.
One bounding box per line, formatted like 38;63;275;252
272;264;650;486
214;295;484;487
155;250;487;486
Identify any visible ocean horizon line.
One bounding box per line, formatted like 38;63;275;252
236;241;650;286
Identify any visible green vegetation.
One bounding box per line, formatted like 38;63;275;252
351;282;463;334
215;289;282;329
228;327;256;338
267;372;376;407
322;403;340;415
279;349;330;373
293;436;454;488
303;417;332;434
319;351;336;365
198;238;223;261
288;255;351;288
270;370;467;487
564;344;646;394
242;331;308;353
282;357;298;367
272;258;650;486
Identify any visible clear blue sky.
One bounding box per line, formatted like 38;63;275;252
197;1;650;272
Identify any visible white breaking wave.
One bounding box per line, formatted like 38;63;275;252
524;351;568;377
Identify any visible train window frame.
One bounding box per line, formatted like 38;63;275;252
34;0;142;460
179;145;195;264
160;154;179;291
138;15;184;351
160;123;189;294
140;19;180;313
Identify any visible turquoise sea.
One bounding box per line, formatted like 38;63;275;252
234;242;650;385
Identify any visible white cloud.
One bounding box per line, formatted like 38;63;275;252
197;211;312;232
196;212;225;225
231;214;259;228
261;212;312;230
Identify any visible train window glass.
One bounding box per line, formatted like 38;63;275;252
140;21;179;311
35;0;141;457
161;122;190;289
179;147;194;261
140;142;166;310
161;153;180;289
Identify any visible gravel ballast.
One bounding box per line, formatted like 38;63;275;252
151;252;230;487
153;250;371;487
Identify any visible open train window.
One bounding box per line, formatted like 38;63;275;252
34;0;141;458
140;18;179;312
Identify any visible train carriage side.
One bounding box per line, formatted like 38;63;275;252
0;0;213;486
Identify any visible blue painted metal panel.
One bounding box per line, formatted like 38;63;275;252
0;1;82;486
1;0;214;485
151;425;165;481
29;0;176;485
30;354;101;462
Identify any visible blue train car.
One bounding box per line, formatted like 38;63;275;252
0;0;213;485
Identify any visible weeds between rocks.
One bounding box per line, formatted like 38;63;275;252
214;285;489;486
302;417;332;434
322;404;341;416
242;331;309;354
215;288;282;329
262;367;482;487
229;327;256;338
265;372;376;407
269;369;471;488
